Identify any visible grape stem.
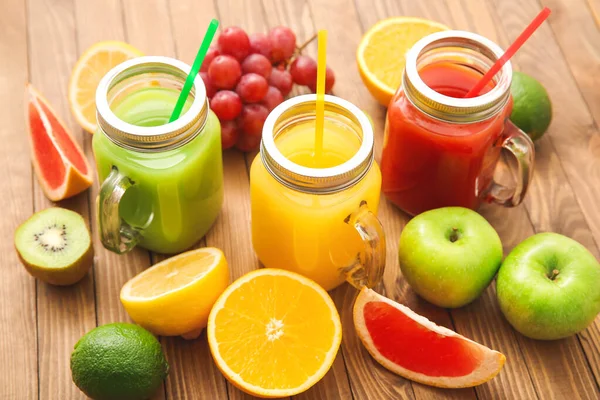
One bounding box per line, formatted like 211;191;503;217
296;32;318;54
282;32;319;68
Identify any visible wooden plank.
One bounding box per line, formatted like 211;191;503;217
586;0;600;27
353;0;599;399
160;1;230;398
205;1;261;282
444;0;600;398
257;2;354;399
402;0;600;398
203;150;259;286
216;0;267;34
415;16;548;400
204;151;259;400
114;1;179;399
436;2;541;399
72;0;130;332
72;0;149;327
73;0;126;46
259;0;318;75
0;1;38;399
538;0;600;129
206;2;267;399
151;248;224;400
26;0;97;397
480;2;600;397
451;197;540;398
484;1;600;253
303;0;474;399
73;0;167;399
122;0;175;57
536;0;600;385
160;334;227;399
483;0;600;258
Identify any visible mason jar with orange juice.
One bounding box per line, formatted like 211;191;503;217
250;95;385;291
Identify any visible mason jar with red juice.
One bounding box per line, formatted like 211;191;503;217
381;31;535;216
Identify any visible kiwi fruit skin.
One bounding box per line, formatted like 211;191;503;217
14;208;94;286
16;245;93;285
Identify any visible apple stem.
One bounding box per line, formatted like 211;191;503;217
548;269;560;280
449;227;460;243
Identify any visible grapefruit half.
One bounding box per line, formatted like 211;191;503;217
25;84;93;202
353;288;505;388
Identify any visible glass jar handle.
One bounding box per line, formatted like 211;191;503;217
343;201;386;289
98;166;141;254
486;120;535;207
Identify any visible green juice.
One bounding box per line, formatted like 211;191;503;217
93;87;223;254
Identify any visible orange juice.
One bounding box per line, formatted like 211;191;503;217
250;95;385;291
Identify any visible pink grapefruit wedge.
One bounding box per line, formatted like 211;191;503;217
25;84;93;201
353;288;505;388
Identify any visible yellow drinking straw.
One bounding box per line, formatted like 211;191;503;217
314;30;328;159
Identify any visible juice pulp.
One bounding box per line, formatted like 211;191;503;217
381;62;511;215
93;87;224;254
250;119;381;291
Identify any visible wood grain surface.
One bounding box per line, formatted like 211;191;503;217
1;0;599;399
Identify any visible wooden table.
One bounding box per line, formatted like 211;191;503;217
2;0;600;399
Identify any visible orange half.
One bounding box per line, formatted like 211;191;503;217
357;17;449;106
68;41;143;133
207;268;342;398
25;84;93;202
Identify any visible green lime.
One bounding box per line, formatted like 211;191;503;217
509;71;552;141
70;323;169;400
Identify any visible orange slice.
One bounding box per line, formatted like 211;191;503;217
69;41;143;133
357;17;449;106
207;268;342;398
120;248;229;339
354;288;505;388
25;84;93;201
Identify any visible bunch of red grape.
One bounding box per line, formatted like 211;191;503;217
201;26;336;152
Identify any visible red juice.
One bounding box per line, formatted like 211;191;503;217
381;61;512;215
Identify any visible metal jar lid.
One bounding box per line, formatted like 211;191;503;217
403;30;512;123
260;94;374;194
95;56;208;152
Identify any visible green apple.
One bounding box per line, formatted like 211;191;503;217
497;233;600;340
398;207;503;308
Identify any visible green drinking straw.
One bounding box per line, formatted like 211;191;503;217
169;18;220;122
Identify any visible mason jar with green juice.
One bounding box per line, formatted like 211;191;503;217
93;56;223;254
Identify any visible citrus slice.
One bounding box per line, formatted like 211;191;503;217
69;41;143;133
25;84;93;201
120;247;229;339
354;288;505;388
357;17;449;106
207;268;342;398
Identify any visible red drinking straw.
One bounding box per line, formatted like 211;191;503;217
464;7;551;98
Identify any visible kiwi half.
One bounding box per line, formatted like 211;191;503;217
15;207;93;285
